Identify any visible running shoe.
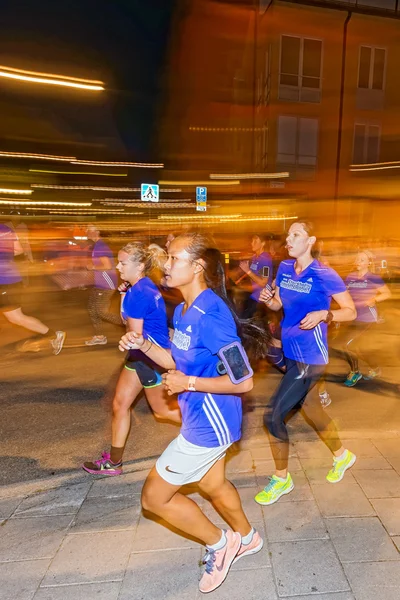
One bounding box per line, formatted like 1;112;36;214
82;452;123;476
85;335;107;346
326;450;356;483
232;530;264;564
344;371;362;387
254;473;294;506
199;530;241;594
363;367;381;380
319;391;332;408
51;331;66;355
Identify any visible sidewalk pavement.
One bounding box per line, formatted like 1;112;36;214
1;429;399;600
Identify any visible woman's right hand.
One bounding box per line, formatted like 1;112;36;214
260;287;275;304
119;331;145;352
118;281;131;293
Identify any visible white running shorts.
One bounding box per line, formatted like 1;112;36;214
156;434;232;486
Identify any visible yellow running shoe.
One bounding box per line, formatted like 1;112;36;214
254;474;294;505
326;450;356;483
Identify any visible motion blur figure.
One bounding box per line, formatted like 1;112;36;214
0;222;65;354
238;233;273;319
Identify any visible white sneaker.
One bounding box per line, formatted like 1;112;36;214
85;335;107;346
51;331;66;355
319;391;332;408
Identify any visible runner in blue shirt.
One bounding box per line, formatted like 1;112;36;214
85;224;122;346
118;233;267;594
83;242;180;476
254;221;357;507
341;249;391;386
238;233;273;318
0;222;65;354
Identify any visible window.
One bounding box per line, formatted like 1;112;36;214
353;124;380;164
358;46;386;91
277;116;318;177
279;35;322;102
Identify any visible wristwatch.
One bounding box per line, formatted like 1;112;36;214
187;376;197;392
324;310;334;325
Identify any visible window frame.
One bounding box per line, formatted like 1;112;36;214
279;34;323;94
352;122;381;165
357;45;387;92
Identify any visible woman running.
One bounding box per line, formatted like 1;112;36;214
83;242;180;476
238;233;273;318
255;220;357;506
119;233;266;594
342;249;391;387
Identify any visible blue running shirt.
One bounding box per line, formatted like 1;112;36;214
345;271;385;323
0;224;22;285
92;239;118;290
122;277;170;348
171;288;243;448
276;259;346;365
249;252;273;301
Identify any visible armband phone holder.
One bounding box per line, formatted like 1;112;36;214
217;341;253;384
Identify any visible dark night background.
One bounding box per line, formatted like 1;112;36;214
0;0;177;161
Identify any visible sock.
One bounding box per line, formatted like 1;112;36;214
110;446;124;464
275;474;288;482
207;530;226;551
335;449;348;461
241;527;255;545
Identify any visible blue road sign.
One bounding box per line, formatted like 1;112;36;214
141;183;159;203
196;186;207;201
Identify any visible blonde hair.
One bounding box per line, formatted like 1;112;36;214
120;242;166;275
358;249;376;273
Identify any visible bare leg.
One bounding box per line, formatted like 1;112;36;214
3;307;49;335
142;467;221;545
111;368;143;448
145;385;181;424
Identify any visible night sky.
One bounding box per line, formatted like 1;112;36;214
0;0;177;160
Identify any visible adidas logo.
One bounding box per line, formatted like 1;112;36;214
307;278;313;282
186;325;192;332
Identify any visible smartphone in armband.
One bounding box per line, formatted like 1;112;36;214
217;342;253;384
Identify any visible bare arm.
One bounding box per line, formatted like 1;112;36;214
162;371;253;396
373;284;391;304
259;285;282;312
119;331;176;369
300;290;356;330
13;238;24;256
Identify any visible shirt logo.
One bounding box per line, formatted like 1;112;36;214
172;328;191;351
307;277;313;282
280;278;312;294
165;465;182;474
186;325;192;332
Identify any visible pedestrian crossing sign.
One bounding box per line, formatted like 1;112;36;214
141;183;159;203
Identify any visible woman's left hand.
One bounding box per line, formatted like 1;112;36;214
162;370;189;396
299;310;326;330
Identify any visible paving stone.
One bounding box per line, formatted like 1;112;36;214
132;513;200;551
14;483;91;517
42;530;133;585
202;487;264;524
312;482;375;518
34;582;121;599
353;469;400;498
0;516;73;561
370;498;400;535
270;539;350;597
293;441;333;459
392;536;400;551
254;457;302;476
300;458;355;485
262;500;328;542
387;456;400;474
371;438;400;457
352;456;393;470
230;521;271;571
227;471;258;488
0;558;50;600
256;471;313;503
120;548;200;600
326;517;400;562
87;470;149;498
344;561;400;600
208;566;278;600
285;594;354;600
340;439;382;457
70;495;141;533
226;450;254;473
0;496;23;519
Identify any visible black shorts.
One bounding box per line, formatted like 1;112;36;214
0;281;23;312
124;350;164;389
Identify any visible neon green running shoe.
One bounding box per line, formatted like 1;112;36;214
326;450;356;483
254;474;294;506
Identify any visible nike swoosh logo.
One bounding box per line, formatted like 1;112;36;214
165;465;182;474
216;547;227;572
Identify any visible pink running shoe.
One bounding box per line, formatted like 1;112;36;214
82;452;122;476
199;530;241;594
232;530;264;564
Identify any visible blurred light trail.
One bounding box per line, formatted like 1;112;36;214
158;214;242;220
71;160;164;168
99;201;193;208
0;199;91;206
0;151;76;162
0;65;104;90
350;161;400;172
189;126;266;132
31;185;181;192
159;180;240;186
94;197;192;202
29;169;128;176
0;188;32;194
209;172;289;180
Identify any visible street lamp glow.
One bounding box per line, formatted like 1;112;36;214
0;151;76;162
0;188;32;194
0;199;92;206
0;65;104;91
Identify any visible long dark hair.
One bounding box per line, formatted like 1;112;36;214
179;233;271;361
